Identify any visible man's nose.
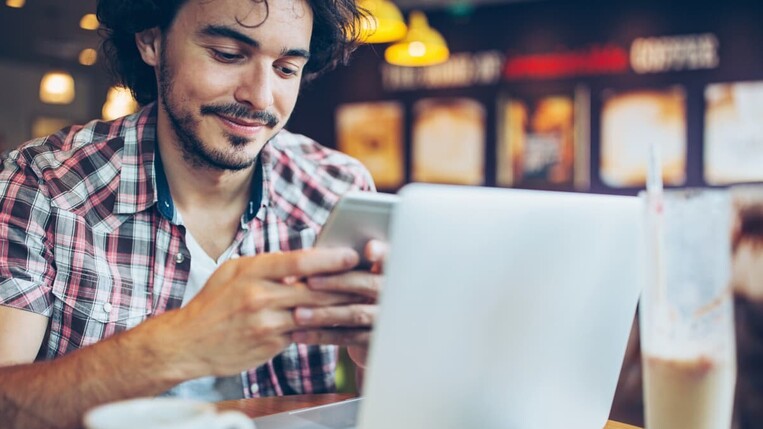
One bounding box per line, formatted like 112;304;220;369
234;63;275;110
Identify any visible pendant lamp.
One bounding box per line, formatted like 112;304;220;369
357;0;407;44
385;11;449;67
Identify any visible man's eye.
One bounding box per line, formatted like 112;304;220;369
211;49;243;63
275;64;300;77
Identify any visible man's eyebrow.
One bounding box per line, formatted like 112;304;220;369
200;24;311;60
284;48;310;61
200;24;259;47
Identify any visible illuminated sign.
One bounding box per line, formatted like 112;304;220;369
502;44;629;80
630;33;719;73
501;33;719;81
381;51;504;91
380;33;720;89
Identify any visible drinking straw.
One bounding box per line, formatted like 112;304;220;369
646;141;668;323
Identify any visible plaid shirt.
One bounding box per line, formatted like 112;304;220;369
0;103;374;398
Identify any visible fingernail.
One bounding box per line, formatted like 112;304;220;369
343;249;359;266
295;307;313;322
369;240;384;258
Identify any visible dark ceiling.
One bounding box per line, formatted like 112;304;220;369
0;1;100;69
0;0;534;70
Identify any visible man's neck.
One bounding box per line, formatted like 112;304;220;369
157;137;254;211
156;133;257;261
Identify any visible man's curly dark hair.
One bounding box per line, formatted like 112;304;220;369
97;0;366;105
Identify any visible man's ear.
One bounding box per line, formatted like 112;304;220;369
135;28;162;67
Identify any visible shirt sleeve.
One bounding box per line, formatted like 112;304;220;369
349;161;376;193
0;153;56;315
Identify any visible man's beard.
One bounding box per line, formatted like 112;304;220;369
158;49;279;171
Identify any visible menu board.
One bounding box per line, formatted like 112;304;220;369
411;97;485;185
704;81;763;185
599;87;687;188
497;91;579;188
335;101;405;189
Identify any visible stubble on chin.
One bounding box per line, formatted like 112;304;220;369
158;53;261;172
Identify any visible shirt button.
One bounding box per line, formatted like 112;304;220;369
250;383;259;395
175;252;185;264
102;302;112;313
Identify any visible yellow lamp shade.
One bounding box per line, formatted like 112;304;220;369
39;71;76;104
385;11;450;67
357;0;407;44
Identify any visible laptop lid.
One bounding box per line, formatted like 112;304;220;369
357;183;643;429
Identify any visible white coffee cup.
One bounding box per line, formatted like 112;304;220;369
84;397;255;429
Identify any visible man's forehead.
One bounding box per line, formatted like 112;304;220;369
181;0;312;28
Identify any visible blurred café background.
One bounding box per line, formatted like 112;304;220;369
1;0;762;427
2;0;763;196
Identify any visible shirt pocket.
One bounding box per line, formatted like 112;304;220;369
51;269;152;347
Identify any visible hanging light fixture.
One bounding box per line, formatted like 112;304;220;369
357;0;407;44
39;71;76;104
5;0;26;8
385;11;450;67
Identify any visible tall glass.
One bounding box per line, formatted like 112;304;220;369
639;188;736;429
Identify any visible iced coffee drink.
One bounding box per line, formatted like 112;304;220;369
639;188;736;429
643;354;735;429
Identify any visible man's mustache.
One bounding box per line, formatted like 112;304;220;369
200;104;279;128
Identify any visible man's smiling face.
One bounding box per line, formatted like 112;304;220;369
154;0;313;170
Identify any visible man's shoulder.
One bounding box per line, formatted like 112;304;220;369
268;129;372;189
8;106;153;168
263;130;375;231
1;107;155;212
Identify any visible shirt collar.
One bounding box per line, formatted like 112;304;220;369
113;103;160;216
153;137;265;224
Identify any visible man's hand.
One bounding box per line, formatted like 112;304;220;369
144;246;365;378
290;240;389;368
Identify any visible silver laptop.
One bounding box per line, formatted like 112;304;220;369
254;183;643;429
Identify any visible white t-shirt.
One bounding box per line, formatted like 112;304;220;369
160;229;244;401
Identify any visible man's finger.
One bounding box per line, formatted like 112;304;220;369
365;240;388;274
292;304;377;328
291;328;372;347
307;271;381;300
233;247;359;281
237;280;367;311
364;239;388;263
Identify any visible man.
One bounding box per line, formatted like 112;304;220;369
0;0;382;428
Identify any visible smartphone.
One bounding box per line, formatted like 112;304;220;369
315;191;399;268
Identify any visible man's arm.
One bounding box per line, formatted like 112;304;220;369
0;307;47;366
0;310;191;429
0;248;363;429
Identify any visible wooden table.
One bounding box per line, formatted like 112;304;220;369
217;393;642;429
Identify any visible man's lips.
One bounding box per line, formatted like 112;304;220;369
214;113;268;137
216;113;268;127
